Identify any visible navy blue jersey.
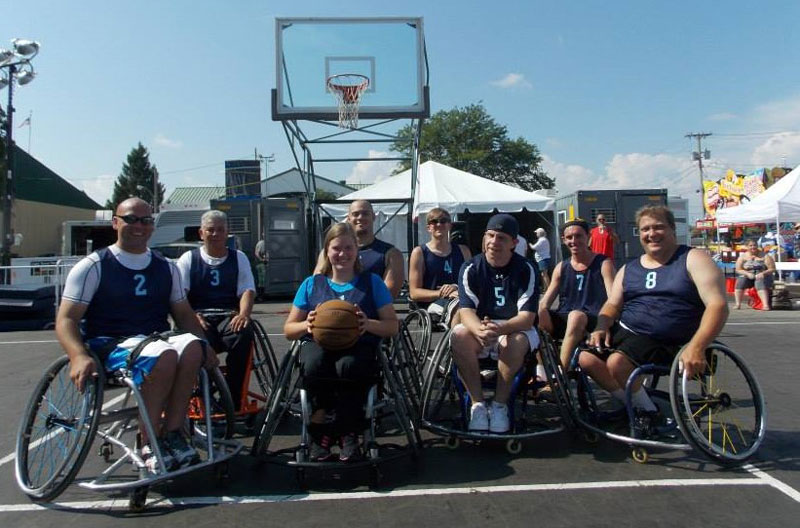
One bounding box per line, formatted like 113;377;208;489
84;248;172;339
421;244;465;290
620;245;704;345
557;254;608;316
359;238;394;278
187;248;239;310
306;273;380;345
458;253;538;320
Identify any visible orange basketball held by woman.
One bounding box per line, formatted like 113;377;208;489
311;299;361;351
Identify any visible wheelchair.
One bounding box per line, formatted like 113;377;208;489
251;338;421;487
402;297;459;374
15;348;242;511
190;309;279;430
568;341;766;465
419;327;574;454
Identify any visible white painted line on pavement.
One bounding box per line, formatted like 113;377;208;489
0;477;770;512
0;340;58;345
745;463;800;504
725;321;800;326
0;392;130;468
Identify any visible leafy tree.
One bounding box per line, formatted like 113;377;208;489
106;142;166;210
391;103;553;191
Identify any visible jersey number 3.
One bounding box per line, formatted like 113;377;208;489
210;269;221;286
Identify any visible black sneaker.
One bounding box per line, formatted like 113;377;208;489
339;433;362;463
164;430;200;467
632;409;668;439
309;434;336;462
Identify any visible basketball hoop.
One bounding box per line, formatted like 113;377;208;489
326;73;369;129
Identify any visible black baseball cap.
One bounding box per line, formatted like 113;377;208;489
561;219;590;236
486;213;519;238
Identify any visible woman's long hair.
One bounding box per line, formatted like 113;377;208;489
319;222;362;276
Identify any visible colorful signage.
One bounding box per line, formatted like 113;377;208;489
703;169;766;218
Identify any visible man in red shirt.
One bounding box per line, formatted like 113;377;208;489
589;214;620;259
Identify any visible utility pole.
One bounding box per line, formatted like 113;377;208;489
686;132;712;193
153;167;159;214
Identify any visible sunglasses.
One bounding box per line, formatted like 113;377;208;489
114;214;155;225
428;218;451;225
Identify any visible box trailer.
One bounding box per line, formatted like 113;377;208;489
554;189;668;268
61;220;116;256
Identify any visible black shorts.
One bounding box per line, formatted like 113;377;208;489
589;322;679;367
548;310;599;340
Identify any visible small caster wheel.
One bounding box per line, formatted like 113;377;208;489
445;436;460;450
505;439;523;455
129;486;149;512
632;447;649;464
582;431;599;444
295;446;308;463
214;462;230;482
99;442;113;462
369;447;380;459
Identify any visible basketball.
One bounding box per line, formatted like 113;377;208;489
311;300;361;351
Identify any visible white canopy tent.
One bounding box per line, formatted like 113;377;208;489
715;165;800;224
319;161;555;255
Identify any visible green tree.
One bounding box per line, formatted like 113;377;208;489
106;142;166;210
391;103;553;191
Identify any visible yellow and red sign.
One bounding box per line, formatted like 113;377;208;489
703;169;766;218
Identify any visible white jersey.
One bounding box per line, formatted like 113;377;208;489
175;247;256;298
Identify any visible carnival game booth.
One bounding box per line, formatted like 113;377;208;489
318;160;555;261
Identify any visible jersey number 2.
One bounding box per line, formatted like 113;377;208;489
133;274;147;296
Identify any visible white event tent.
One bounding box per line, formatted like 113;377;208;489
319;161;555;254
715;165;800;224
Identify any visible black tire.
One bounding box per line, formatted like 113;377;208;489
251;345;300;457
189;367;236;440
538;331;576;429
670;342;766;464
16;354;104;501
379;349;422;451
420;330;456;424
389;336;422;420
251;319;279;399
402;310;432;369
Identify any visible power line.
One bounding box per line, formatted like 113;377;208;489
685;132;712;195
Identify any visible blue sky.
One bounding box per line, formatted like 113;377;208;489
3;1;799;220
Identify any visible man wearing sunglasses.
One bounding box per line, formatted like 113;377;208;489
57;198;216;473
315;199;405;299
408;208;471;326
177;210;256;411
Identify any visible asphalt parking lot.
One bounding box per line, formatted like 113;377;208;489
0;301;798;527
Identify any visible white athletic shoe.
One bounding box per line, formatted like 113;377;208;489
468;401;489;431
489;401;510;433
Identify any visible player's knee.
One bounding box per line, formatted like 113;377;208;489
180;341;204;369
607;352;633;376
578;350;598;371
566;310;587;331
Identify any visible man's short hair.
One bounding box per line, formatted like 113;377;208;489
348;199;374;215
486;213;519;239
635;205;675;231
561;219;590;236
201;209;228;226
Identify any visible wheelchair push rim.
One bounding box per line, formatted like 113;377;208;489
16;354;104;501
670;342;766;464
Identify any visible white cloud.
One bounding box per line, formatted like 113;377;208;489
490;73;532;89
750;132;800;166
749;95;800;130
79;174;115;206
708;112;737;121
154;133;183;149
346;150;399;186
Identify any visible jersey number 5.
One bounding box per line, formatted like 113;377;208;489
494;286;506;307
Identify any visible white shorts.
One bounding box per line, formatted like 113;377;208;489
454;320;540;359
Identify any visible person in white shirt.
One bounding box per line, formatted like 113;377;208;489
530;227;552;290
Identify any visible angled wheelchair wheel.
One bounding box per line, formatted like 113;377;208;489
537;331;575;429
402;309;432;370
251;319;279;397
388;336;422;420
379;348;423;451
252;345;300;457
420;330;456;424
670;342;766;464
188;367;236;440
16;355;104;501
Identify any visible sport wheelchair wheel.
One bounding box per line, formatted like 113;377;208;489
420;330;456;425
188;367;236;440
402;309;432;370
251;345;301;457
16;355;104;501
670;342;766;464
537;331;576;429
251;319;279;397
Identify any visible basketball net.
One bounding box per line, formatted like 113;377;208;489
327;74;369;129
